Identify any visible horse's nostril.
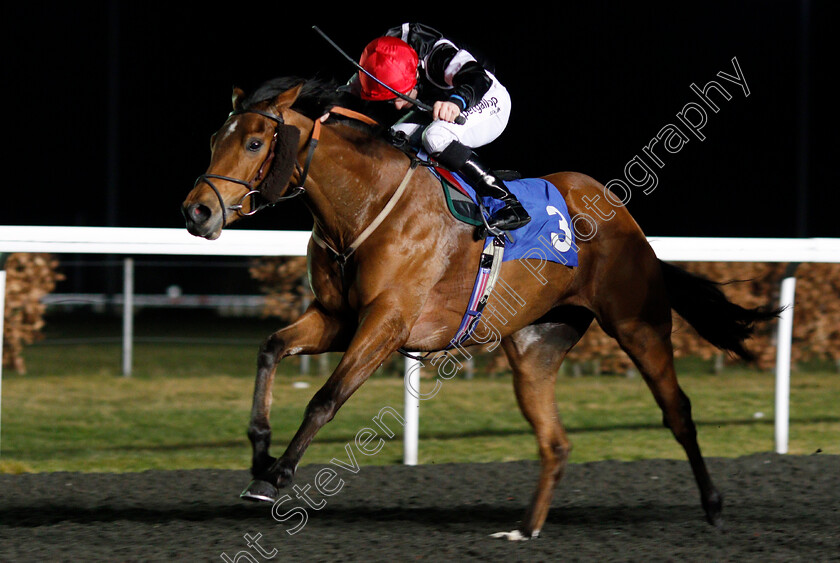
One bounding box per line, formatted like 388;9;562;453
185;203;212;225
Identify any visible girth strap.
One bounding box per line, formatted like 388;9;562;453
448;236;506;347
398;235;506;361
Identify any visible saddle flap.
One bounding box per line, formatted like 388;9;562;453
435;166;484;226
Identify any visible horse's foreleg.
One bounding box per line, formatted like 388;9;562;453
260;302;411;491
246;303;349;485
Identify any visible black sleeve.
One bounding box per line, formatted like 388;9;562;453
426;43;493;110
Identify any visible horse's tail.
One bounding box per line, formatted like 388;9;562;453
659;260;781;362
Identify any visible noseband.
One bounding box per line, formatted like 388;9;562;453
193;108;313;226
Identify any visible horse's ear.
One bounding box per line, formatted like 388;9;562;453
232;87;245;111
270;82;305;114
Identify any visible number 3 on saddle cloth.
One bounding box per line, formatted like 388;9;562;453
406;164;579;356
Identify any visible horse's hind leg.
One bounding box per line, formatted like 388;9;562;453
493;310;593;540
598;263;723;526
242;302;349;501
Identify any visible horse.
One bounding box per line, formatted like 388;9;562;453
181;77;777;540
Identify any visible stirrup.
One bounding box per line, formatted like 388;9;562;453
488;202;531;231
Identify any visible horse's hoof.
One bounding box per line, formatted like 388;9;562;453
490;529;538;541
703;490;724;528
706;510;724;529
240;479;279;503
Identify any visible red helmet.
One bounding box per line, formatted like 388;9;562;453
358;36;419;101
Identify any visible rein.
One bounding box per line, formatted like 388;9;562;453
196;103;418;278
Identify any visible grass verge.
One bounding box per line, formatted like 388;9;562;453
1;342;837;473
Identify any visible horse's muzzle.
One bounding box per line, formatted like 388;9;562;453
182;202;222;239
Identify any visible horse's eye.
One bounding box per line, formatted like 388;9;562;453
247;139;263;152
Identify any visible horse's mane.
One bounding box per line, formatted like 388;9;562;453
241;76;387;137
241;77;343;118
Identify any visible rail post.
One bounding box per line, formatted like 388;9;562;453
403;356;420;465
0;254;6;455
122;257;134;377
775;270;798;454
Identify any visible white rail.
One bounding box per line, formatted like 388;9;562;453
0;226;310;257
2;227;839;459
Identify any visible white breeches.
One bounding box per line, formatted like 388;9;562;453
391;74;512;155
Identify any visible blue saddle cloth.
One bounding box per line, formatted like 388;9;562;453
444;171;578;267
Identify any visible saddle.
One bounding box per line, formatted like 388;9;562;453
436;166;523;230
427;158;579;269
397;154;578;360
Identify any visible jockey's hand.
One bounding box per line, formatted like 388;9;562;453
433;100;462;124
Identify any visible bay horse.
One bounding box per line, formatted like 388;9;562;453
182;77;776;539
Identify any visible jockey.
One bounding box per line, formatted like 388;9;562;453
347;22;531;232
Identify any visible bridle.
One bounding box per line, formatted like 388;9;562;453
192;108;313;227
193;104;411;273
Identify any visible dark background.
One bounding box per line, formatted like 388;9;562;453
3;1;837;293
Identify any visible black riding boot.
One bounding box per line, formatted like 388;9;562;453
458;156;531;231
434;142;531;231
